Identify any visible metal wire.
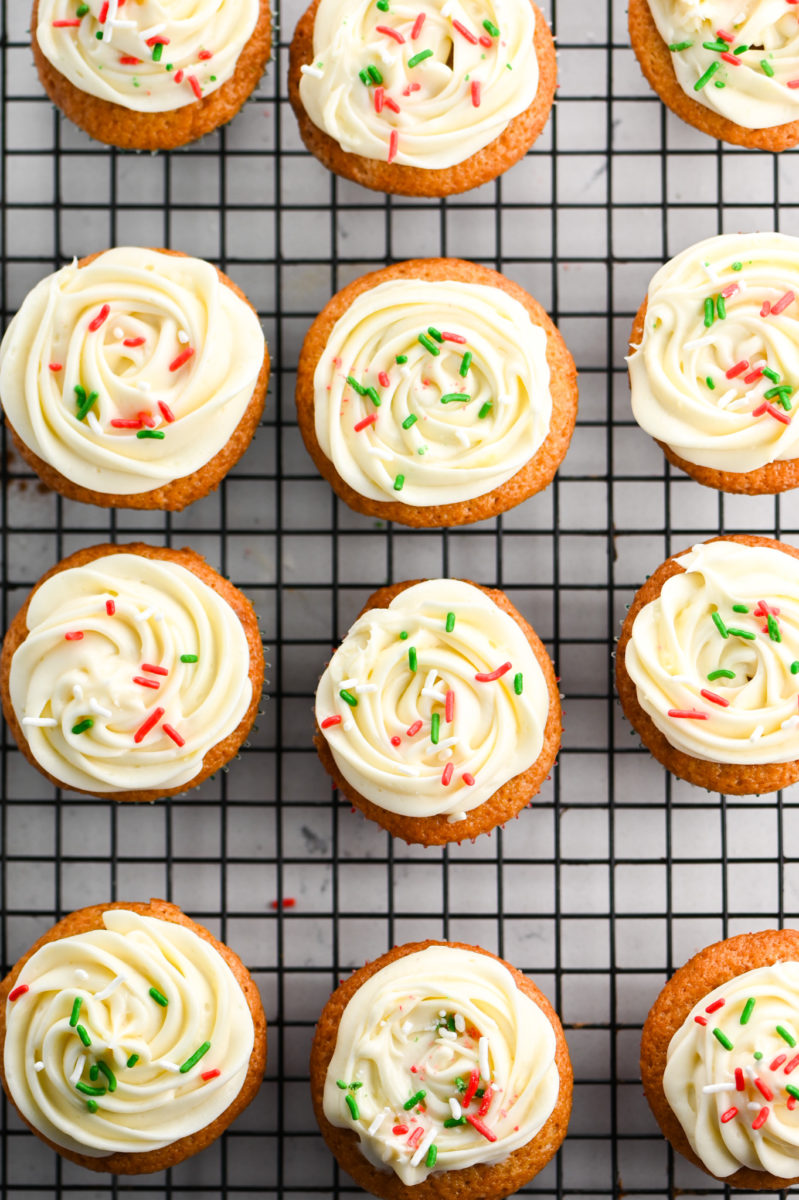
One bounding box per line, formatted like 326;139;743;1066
2;0;799;1195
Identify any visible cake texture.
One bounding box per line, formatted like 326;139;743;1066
628;232;799;494
629;0;799;150
310;939;572;1199
0;898;267;1174
0;247;269;511
315;577;561;844
0;542;264;801
616;534;799;795
641;928;799;1188
288;0;556;196
32;0;272;150
296;258;577;527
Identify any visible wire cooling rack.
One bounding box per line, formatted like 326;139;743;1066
4;0;799;1196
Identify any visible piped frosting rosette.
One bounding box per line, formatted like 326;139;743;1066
323;945;559;1184
663;962;799;1178
313;279;552;506
4;909;254;1157
625;539;799;765
298;0;539;167
0;247;265;496
628;232;799;475
9;552;253;794
36;0;260;113
315;579;550;820
644;0;799;128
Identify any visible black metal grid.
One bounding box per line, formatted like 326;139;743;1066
2;0;799;1195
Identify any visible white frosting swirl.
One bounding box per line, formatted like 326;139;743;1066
9;551;253;794
645;0;799;129
313;278;552;506
625;539;799;765
664;962;799;1178
323;945;559;1184
0;248;265;497
628;232;799;475
4;909;255;1157
36;0;259;114
298;0;539;169
315;579;550;820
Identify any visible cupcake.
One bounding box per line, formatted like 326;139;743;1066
0;898;267;1174
0;247;269;511
641;929;799;1188
32;0;272;151
296;259;577;527
314;578;561;845
616;535;799;796
310;940;572;1199
288;0;556;196
0;542;263;802
629;0;799;150
628;232;799;495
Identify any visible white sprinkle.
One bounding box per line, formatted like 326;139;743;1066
449;1096;462;1119
22;717;58;727
342;717;354;732
402;1020;413;1034
478;1035;491;1081
447;811;468;823
424;669;438;692
102;0;119;41
339;678;358;689
137;607;156;621
354;683;377;693
72;684;84;701
113;327;124;339
782;716;799;730
86;410;103;436
367;446;392;460
367;1108;389;1136
421;687;447;703
702;260;719;284
410;1126;437;1167
177;330;190;344
69;1055;86;1085
33;1061;45;1072
438;1009;447;1017
93;974;125;1002
75;969;89;982
713;389;738;410
454;1012;465;1032
750;725;765;742
379;47;396;65
702;1081;734;1093
438;1027;457;1040
300;63;324;78
152;1059;180;1073
89;699;112;719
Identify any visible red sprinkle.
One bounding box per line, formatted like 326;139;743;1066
133;707;165;744
374;85;385;113
188;74;203;100
99;1;109;21
388;130;398;163
174;69;185;83
720;51;740;64
705;998;725;1013
49;362;62;371
110;418;143;428
378;371;391;387
772;290;795;315
321;716;342;729
198;50;213;60
441;763;454;786
789;79;799;88
471;80;481;107
88;304;110;332
142;664;168;676
744;366;764;384
392;1125;408;1136
119;56;141;64
752;400;791;425
391;735;402;746
354;413;378;432
138;410;156;428
411;12;425;38
479;34;493;47
475;662;511;683
133;676;161;690
441;331;467;343
384;95;400;113
65;631;84;641
721;282;739;299
755;1077;774;1101
407;719;423;737
465;1114;497;1142
752;1106;769;1131
463;1068;480;1106
376;24;405;42
721;1106;738;1124
735;1067;745;1091
445;690;454;722
769;1054;787;1071
761;301;772;318
158;401;176;423
452;18;477;42
8;985;29;1002
201;1068;221;1081
701;689;729;707
162;724;186;748
145;35;170;46
695;1015;708;1026
270;897;297;908
169;347;195;372
462;772;475;785
106;600;115;615
124;336;146;348
407;1127;424;1148
668;709;709;719
52;18;82;26
784;1054;799;1075
477;1086;493;1117
790;1096;798;1110
716;28;734;41
725;360;749;379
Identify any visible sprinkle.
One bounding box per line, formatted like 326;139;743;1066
354;413;378;432
181;654;199;663
704;297;715;327
767;614;782;642
22;717;57;727
407;720;423;737
425;1145;438;1168
478;402;492;419
462;773;475;785
453;19;477;42
475;662;512;683
402;414;417;429
76;1025;92;1047
669;39;693;50
712;612;728;638
88;304;110;332
149;987;168;1007
701;689;729;707
404;1089;426;1110
429;712;441;745
788;1084;799;1102
736;1068;745;1090
408;48;433;67
110;418;144;429
49;362;62;371
158;401;176;424
391;735;402;747
345;1093;360;1120
133;676;160;690
367;64;383;84
65;631;84;641
52;18;83;26
33;1062;45;1072
770;1055;787;1071
201;1068;221;1081
471;80;481;106
394;474;405;492
445;612;456;633
441;762;454;786
95;1061;117;1092
752;1106;769;1130
411;12;425;37
444;1116;467;1127
418;332;440;355
180;1042;211;1073
706;998;725;1013
321;716;342;729
388;130;399;162
755;1077;774;1101
725;360;749;379
69;997;82;1027
400;631;409;640
8;985;29;1002
407;1127;425;1149
408;647;418;671
721;1107;738;1123
483;18;500;35
105;599;116;616
376;24;405;42
445;690;454;722
71;719;94;735
396;354;408;364
778;1026;797;1047
340;689;358;707
134;707;165;744
378;371;391;387
465;1114;497;1142
741;997;756;1024
137;430;166;439
478;1036;491;1080
713;1028;734;1051
76;1082;105;1096
169;348;195;372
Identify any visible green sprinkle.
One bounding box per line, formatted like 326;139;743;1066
408;646;417;671
336;1080;348;1089
418;332;440;355
367;64;383;83
402;414;417;429
459;351;472;377
166;63;174;70
137;430;165;439
181;654;199;663
717;295;726;320
733;45;748;55
478;402;493;419
350;1081;363;1090
74;384;86;403
404;1089;426;1110
761;58;774;76
704;297;715;327
75;1082;105;1096
90;1063;99;1081
668;39;693;50
408;48;434;67
446;612;455;632
702;39;728;51
732;604;749;613
712;1028;734;1051
694;61;720;90
396;354;408;364
96;30;102;38
732;261;743;271
754;1051;764;1060
418;446;427;454
706;377;715;389
394;473;405;491
475;1088;485;1098
340;689;358;706
76;390;99;421
483;18;500;35
741;997;756;1025
366;386;382;407
455;1076;466;1092
764;386;793;405
358;68;369;84
728;627;756;640
152;42;163;61
86;1099;98;1113
76;1024;91;1047
767;614;781;643
179;1041;211;1073
791;662;799;674
95;1060;117;1092
714;80;725;88
441;392;470;403
777;1025;797;1047
762;366;781;383
126;1054;140;1068
400;631;408;640
708;668;735;681
444;1116;467;1127
149;987;168;1007
346;375;367;395
377;0;389;9
431;712;440;744
345;1093;360;1120
514;673;523;695
71;718;93;735
76;3;89;13
447;1013;456;1032
69;997;82;1027
712;612;729;639
426;1144;438;1168
427;326;444;343
787;1084;799;1100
